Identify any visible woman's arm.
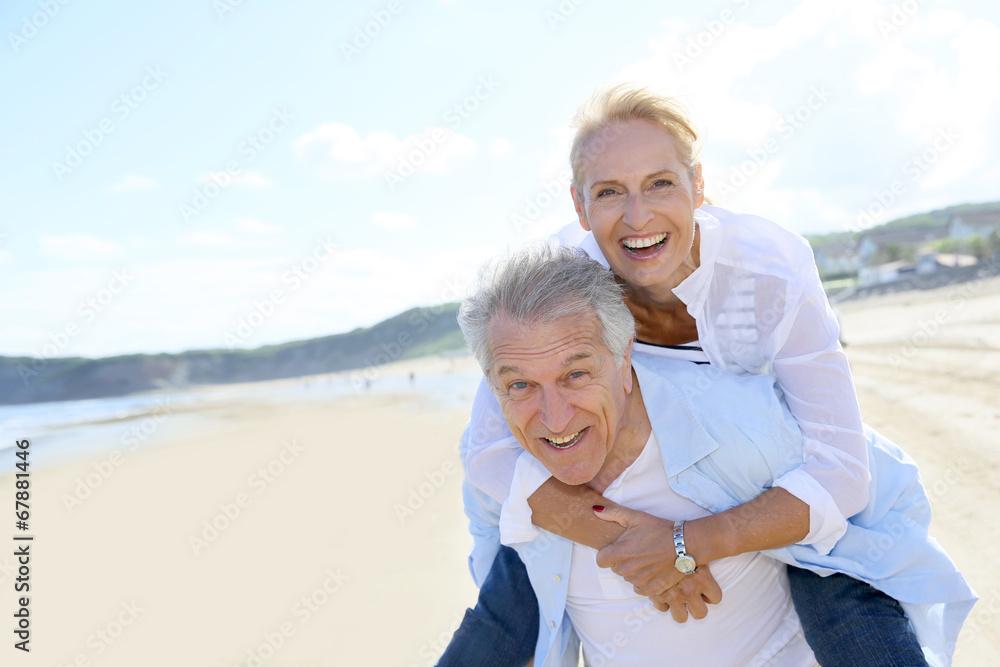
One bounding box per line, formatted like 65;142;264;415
765;258;871;552
527;479;726;621
528;477;807;599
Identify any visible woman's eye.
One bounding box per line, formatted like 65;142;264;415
652;179;673;188
595;188;616;198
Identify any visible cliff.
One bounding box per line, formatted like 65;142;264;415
0;303;465;405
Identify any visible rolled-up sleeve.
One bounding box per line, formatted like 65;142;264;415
498;452;552;546
465;376;526;504
460;424;504;586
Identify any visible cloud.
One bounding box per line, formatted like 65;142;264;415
490;138;513;158
108;174;159;193
302;244;497;339
371;212;416;230
553;0;999;233
294;122;477;180
233;217;282;234
178;231;239;248
200;170;272;188
39;234;124;261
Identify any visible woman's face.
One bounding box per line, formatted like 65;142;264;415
572;120;704;291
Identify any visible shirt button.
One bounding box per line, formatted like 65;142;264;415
552;574;562;583
549;620;556;629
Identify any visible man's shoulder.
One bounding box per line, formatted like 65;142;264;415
633;355;803;482
632;354;790;433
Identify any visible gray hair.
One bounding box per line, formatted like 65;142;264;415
458;245;635;384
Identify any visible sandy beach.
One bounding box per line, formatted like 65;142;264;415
837;274;1000;665
3;278;999;666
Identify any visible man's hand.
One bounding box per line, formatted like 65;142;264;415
593;503;722;621
648;565;723;622
593;502;688;596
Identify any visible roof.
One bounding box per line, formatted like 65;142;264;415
933;253;979;268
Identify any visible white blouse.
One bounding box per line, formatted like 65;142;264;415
465;205;870;553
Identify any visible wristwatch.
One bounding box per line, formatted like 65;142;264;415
673;520;697;575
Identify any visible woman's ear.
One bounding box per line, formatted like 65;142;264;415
692;164;705;208
571;186;591;231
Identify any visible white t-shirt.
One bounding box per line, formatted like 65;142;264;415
566;432;815;667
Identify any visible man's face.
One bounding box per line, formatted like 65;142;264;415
487;312;633;485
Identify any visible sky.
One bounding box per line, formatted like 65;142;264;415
2;0;999;359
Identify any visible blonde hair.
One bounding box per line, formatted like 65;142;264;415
570;83;700;189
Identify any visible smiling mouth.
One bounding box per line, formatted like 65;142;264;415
544;427;587;450
621;232;668;258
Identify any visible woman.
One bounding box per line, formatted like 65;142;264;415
444;84;943;666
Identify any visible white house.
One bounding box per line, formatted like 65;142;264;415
948;212;1000;241
858;260;917;287
857;225;949;264
812;240;860;276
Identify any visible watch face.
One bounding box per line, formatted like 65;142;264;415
675;554;697;575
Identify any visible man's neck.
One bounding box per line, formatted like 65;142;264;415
586;369;651;494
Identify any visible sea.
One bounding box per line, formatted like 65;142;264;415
0;366;484;473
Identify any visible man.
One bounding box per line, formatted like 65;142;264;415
441;245;974;666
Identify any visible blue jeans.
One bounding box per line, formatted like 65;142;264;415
438;549;929;666
787;565;927;666
436;545;538;667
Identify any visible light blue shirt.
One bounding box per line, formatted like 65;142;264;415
461;353;977;667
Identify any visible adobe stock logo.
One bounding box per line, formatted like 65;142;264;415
340;0;405;62
52;67;168;182
383;76;500;192
7;0;71;52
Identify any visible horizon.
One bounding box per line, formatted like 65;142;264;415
5;190;994;365
4;0;1000;359
0;298;466;362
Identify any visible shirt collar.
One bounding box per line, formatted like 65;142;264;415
671;207;721;311
577;230;609;269
632;357;720;478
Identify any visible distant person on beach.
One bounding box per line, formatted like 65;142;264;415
443;84;975;666
438;246;972;666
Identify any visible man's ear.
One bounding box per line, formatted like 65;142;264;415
571;186;591;232
621;336;634;394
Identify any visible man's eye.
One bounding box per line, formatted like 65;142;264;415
568;371;587;380
509;381;529;391
595;188;616;198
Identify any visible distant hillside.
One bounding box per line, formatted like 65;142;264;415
0;303;466;405
806;200;1000;246
880;200;1000;229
